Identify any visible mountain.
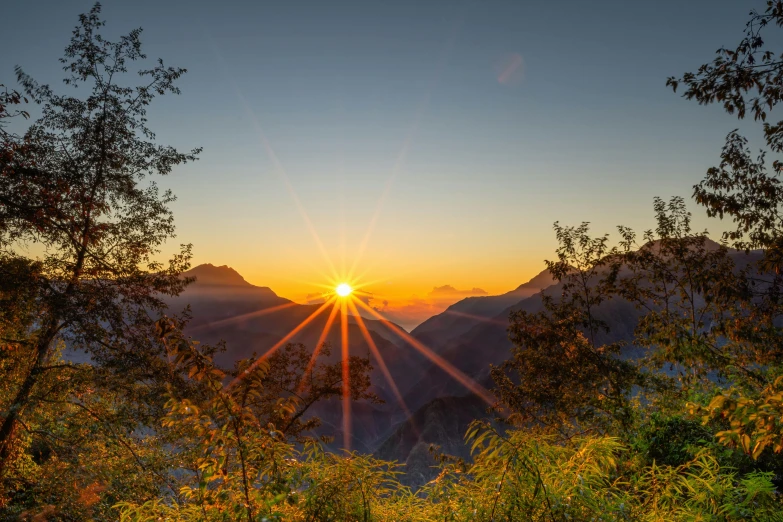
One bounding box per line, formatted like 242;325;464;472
170;249;765;473
170;263;291;329
410;269;555;351
372;245;767;486
166;264;421;451
374;394;488;488
370;279;651;486
401;240;759;409
183;263;257;287
402;291;645;412
378;269;556;405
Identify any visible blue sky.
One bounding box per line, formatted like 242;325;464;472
2;0;774;325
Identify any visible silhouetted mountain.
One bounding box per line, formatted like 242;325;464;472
385;269;555;405
373;245;767;484
410;269;555;350
374;395;489;488
402;292;645;412
170;264;291;328
183;263;256;287
166;264;421;449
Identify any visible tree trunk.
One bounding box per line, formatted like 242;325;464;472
0;188;92;476
0;319;58;477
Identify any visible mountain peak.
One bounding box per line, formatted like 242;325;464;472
510;268;555;294
183;264;250;287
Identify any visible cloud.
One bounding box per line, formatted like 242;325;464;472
305;292;329;304
427;285;487;298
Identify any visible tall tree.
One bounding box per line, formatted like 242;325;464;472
611;198;766;389
668;0;783;459
668;1;783;266
492;222;645;434
0;3;200;474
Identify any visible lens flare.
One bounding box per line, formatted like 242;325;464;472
223;266;500;452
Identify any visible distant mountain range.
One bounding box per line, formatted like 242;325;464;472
164;263;560;471
167;249;763;486
167;264;421;451
375;243;768;485
410;268;554;358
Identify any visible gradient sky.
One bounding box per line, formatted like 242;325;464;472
2;0;773;327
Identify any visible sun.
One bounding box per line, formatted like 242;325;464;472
335;283;353;297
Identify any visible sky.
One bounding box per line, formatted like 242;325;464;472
1;0;776;328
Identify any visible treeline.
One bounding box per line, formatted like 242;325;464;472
3;3;783;521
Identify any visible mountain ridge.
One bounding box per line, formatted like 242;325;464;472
409;268;554;352
183;263;274;290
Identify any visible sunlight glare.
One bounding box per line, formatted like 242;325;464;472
336;283;353;297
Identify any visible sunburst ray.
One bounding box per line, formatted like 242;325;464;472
348;299;417;432
297;299;341;394
226;298;336;389
190;302;298;332
353;299;496;406
340;299;351;450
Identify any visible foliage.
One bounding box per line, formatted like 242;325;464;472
691;375;783;459
492;222;646;434
0;84;29;136
667;1;783;158
668;0;783;265
418;423;782;521
632;414;713;468
662;0;783;463
290;444;427;522
107;318;381;522
249;342;380;442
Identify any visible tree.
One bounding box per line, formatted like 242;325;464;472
0;3;200;475
113;320;382;522
249;342;380;442
611;197;771;390
667;1;783;458
156;318;381;444
491;222;645;434
0;84;28;136
668;1;783;265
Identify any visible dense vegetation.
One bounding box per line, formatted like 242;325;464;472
3;2;783;520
